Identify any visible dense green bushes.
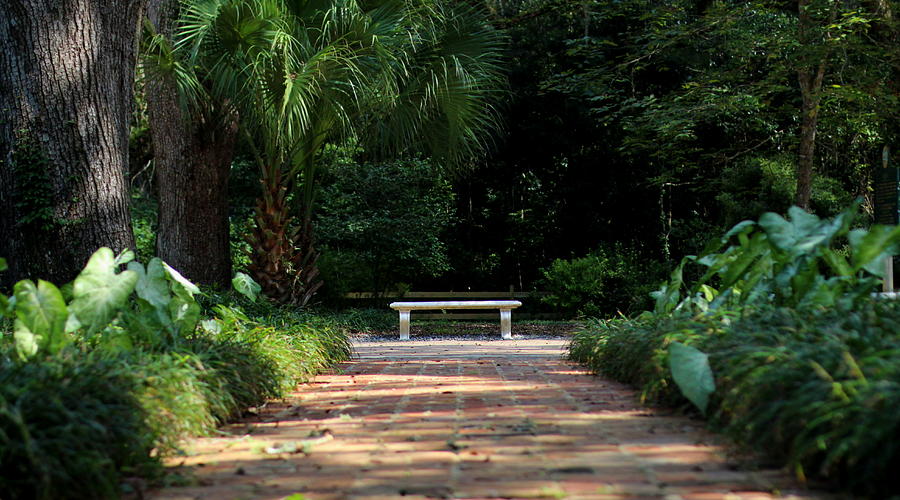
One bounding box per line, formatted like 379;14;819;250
315;156;454;299
0;351;159;500
569;205;900;495
540;244;665;317
570;303;900;495
0;250;352;499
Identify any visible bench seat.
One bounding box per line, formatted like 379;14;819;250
389;300;522;340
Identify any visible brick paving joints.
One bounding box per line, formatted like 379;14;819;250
150;339;828;500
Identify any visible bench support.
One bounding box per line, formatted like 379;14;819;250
399;310;411;340
390;300;522;340
500;309;512;339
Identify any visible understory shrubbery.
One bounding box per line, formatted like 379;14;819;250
540;243;666;318
0;251;351;499
569;203;900;496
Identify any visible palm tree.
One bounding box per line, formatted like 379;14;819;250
145;0;505;304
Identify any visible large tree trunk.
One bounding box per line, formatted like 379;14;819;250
146;0;238;287
0;0;144;289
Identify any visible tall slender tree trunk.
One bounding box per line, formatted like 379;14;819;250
0;0;144;289
796;63;826;210
794;0;834;210
146;0;238;287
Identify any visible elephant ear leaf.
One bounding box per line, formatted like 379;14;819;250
669;342;716;414
131;259;171;309
232;272;261;302
70;247;139;333
162;262;200;300
13;279;69;359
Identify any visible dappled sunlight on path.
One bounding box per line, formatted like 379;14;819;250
149;340;827;500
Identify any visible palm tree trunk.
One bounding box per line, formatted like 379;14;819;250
246;168;322;305
0;0;143;288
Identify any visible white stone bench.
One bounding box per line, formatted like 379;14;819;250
389;300;523;340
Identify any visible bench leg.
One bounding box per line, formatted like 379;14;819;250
399;310;411;340
500;309;512;339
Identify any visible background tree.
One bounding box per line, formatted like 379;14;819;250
147;0;505;304
143;0;238;287
424;0;896;293
0;0;146;288
315;155;454;298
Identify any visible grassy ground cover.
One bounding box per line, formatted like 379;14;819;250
334;308;579;338
568;205;900;496
569;303;900;495
0;252;352;499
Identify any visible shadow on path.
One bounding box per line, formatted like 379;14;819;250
149;339;829;500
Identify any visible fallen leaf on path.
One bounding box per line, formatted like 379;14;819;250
263;430;334;455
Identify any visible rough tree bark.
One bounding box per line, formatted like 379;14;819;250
795;0;836;210
146;0;238;287
0;0;144;289
796;62;826;210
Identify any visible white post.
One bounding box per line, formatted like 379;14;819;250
499;309;512;339
885;256;894;292
399;310;410;340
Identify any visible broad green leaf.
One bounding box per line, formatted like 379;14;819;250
232;272;262;302
114;249;136;267
719;245;764;290
0;257;6;271
821;248;852;276
760;208;844;256
162;262;201;299
200;319;222;334
698;284;717;302
59;282;74;302
654;260;686;313
14;322;39;360
723;220;755;240
849;225;900;275
758;211;794;251
13;279;69;355
70;247;139;333
64;312;82;333
790;265;820;303
124;298;173;343
213;304;250;322
170;296;201;334
669;342;715;414
0;293;12;319
131;259;172;309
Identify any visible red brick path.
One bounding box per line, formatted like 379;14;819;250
149;339;826;500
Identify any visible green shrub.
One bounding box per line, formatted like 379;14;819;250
706;303;900;493
540;244;665;318
129;350;221;455
131;192;157;263
570;302;900;496
716;155;851;227
315;156;454;299
319;307;397;333
569;204;900;496
0;350;161;500
0;250;352;498
568;311;717;406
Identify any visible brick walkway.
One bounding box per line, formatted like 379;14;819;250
150;339;826;500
